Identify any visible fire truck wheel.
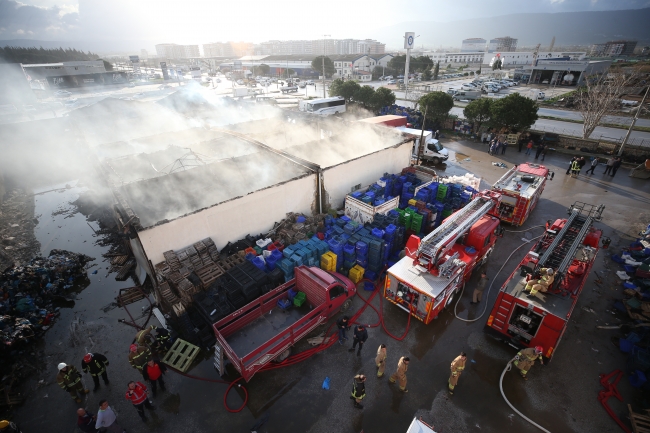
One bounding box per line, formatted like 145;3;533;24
340;299;352;312
273;348;292;363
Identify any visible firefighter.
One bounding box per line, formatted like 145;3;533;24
389;356;409;392
154;327;172;353
128;344;151;378
514;346;544;380
0;420;21;433
525;268;554;296
448;352;467;395
135;325;156;346
81;352;110;391
350;374;366;409
375;344;387;378
56;363;89;403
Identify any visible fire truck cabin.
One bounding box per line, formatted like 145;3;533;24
491;163;552;226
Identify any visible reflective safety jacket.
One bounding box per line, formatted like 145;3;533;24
128;346;151;370
125;382;148;405
81;353;109;376
351;379;366;399
450;355;466;377
56;365;82;389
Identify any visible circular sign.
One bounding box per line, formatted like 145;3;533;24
407;35;414;46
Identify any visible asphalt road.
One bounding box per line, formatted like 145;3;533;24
537;107;650;128
9;127;650;433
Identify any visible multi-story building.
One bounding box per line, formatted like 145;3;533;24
426;52;485;65
461;38;487;53
489;36;518;52
155;43;200;59
203;42;253;58
590;40;638;57
256;38;385;56
484;51;586;67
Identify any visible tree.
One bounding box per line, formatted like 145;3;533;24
575;72;636;139
490;93;539;132
259;64;270;75
412;55;433;72
418;91;454;125
433;62;440;80
492;59;502;70
422;68;432;81
370;87;396;111
311;56;336;78
354;85;375;108
330;79;360;102
387;55;406;76
463;98;493;132
371;66;383;80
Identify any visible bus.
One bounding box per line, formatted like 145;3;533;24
298;96;346;116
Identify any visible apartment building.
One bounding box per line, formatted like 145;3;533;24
155;43;200;59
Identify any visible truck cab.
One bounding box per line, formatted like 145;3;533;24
396;126;449;165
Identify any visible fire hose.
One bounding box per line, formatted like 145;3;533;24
500;356;551;433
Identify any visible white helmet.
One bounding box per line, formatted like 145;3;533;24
57;363;67;371
546;269;554;276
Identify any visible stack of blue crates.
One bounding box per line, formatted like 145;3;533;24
356;240;368;268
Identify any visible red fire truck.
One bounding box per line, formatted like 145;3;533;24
485;202;604;360
384;190;502;324
491;163;554;226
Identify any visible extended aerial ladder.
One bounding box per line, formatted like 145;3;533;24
532;201;604;296
415;190;502;274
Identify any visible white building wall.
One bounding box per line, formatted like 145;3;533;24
322;143;412;210
138;174;316;264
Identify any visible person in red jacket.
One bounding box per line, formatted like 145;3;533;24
124;381;154;422
142;359;167;395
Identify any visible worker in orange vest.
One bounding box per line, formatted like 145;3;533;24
448;352;467;395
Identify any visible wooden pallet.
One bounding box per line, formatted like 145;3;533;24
162;338;200;372
116;286;146;306
629;404;650;433
195;264;224;288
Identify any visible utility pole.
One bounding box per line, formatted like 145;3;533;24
322;35;330;98
618;85;649;156
403;32;418;101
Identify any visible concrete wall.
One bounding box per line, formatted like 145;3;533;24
137;174;316;266
322;142;412;210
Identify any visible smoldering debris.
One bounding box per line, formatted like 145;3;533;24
0;187;40;271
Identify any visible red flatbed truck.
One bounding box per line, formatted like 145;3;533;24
212;266;356;382
384;191;503;324
485;202;604;360
491;163;554;226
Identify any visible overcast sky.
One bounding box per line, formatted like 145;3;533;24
1;0;649;45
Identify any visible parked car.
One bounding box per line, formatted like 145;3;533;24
386;80;396;85
54;90;72;98
236;79;244;85
385;75;393;80
306;80;314;85
64;98;78;106
537;91;546;100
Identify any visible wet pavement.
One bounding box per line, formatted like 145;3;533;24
8;139;650;433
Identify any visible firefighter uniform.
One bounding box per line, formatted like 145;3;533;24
56;364;89;402
155;328;172;352
81;353;110;390
514;348;543;379
448;354;467;394
375;345;387;378
135;325;156;346
128;345;151;378
525;268;554;296
389;356;409;392
350;375;366;409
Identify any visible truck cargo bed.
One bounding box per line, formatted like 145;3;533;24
226;306;309;358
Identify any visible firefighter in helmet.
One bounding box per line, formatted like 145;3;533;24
513;346;544;380
525;268;554;296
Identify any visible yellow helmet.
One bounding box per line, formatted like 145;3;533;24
0;420;10;428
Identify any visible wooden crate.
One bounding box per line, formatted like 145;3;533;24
195;263;224;288
162;339;200;372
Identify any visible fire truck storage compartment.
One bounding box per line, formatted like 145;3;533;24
508;304;543;342
497;195;518;219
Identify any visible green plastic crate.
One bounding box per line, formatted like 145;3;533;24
293;291;307;307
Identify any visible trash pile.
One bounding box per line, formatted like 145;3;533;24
0;249;93;348
378;105;423;129
607;230;650;392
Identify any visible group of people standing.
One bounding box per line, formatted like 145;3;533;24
567;156;622;178
68;324;173;432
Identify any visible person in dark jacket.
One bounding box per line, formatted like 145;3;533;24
348;325;368;356
350;374;366;409
577;157;586;174
610;157;623;177
142;359;167;395
154;328;172;353
535;143;545;160
76;408;98;433
336;316;350;345
565;156;577;174
81;353;110;391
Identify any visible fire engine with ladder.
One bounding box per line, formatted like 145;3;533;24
491;163;554;227
485;201;604;360
384;190;502;324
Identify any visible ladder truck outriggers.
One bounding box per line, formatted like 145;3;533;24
485;202;604;360
384;190;503;324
